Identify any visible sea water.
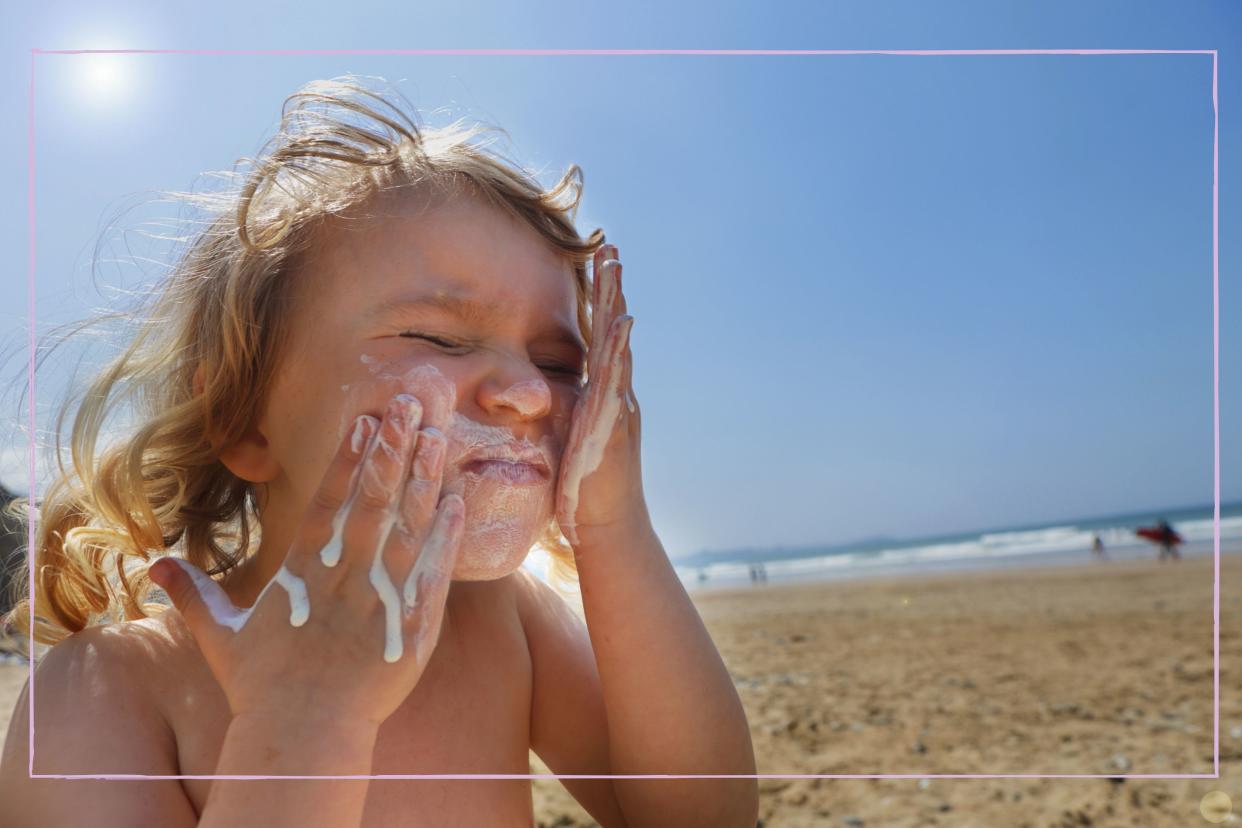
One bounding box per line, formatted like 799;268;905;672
676;501;1242;592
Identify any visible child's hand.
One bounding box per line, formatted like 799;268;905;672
556;243;649;548
148;392;465;728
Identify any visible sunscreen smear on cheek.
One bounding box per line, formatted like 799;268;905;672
348;358;563;582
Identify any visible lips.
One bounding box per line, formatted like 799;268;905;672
456;444;552;482
461;458;550;485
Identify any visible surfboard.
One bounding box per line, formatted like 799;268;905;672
1136;526;1183;545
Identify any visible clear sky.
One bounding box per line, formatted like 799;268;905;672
1;2;1237;561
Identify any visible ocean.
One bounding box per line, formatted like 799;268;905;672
669;501;1242;591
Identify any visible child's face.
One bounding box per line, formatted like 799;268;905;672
258;188;586;580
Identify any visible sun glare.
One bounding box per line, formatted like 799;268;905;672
75;52;135;110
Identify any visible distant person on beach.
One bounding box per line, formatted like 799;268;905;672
0;77;757;827
748;563;768;585
1091;533;1107;561
1156;519;1181;562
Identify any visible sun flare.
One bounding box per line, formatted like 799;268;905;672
68;50;139;113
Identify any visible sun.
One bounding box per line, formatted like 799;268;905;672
75;51;135;110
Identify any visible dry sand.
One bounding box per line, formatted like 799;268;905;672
532;552;1241;827
3;553;1238;826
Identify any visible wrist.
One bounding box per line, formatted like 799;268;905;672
221;710;380;775
571;505;657;555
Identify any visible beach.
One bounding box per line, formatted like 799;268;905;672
532;552;1241;827
2;552;1238;826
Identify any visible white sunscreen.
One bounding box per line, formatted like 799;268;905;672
353;357;559;582
441;410;558;578
363;397;416;663
168;558;309;632
559;316;633;546
337;358;564;663
371;506;406;663
320;415;377;568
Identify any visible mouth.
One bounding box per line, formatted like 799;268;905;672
460;458;550;486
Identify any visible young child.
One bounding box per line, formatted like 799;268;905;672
0;76;757;826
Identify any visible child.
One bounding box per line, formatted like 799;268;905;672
0;76;757;826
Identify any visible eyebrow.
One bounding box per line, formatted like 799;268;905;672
367;292;587;354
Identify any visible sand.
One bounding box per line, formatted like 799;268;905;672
3;552;1239;826
530;552;1241;827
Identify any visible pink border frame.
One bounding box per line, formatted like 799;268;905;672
24;46;1217;784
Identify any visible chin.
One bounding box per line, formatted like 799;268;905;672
448;533;539;581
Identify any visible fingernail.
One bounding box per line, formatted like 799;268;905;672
392;394;420;429
414;429;446;477
351;415;377;455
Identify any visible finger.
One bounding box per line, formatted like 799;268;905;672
374;368;456;436
600;314;634;403
400;493;464;610
595;258;621;360
299;413;379;568
571;313;632;447
606;246;627;318
341;394;422;569
401;493;465;626
622;319;637;415
592;244;608;317
390;427;448;572
589;250;616;376
414;375;455;436
148;557;240;652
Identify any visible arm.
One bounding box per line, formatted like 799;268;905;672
574;518;758;828
515;569;627;827
553;242;757;827
520;526;757;828
0;627;380;828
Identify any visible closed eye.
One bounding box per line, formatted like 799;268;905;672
400;331;583;378
400;331;461;349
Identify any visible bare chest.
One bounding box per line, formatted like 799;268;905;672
165;597;535;826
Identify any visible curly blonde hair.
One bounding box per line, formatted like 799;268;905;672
4;75;603;649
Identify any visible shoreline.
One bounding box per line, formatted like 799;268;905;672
682;543;1236;598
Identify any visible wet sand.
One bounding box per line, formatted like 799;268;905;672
3;552;1238;826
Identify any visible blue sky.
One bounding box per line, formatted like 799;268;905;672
1;2;1237;560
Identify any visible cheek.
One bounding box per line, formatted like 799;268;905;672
549;385;580;442
343;355;461;424
262;372;332;476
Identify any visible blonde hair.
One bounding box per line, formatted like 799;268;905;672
4;75;604;648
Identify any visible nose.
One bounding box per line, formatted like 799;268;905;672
476;366;553;422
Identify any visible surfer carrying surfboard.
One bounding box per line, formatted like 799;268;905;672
1136;519;1182;562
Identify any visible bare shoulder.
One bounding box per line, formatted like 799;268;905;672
507;567;589;658
509;569;628;827
508;567;579;625
0;614;198;827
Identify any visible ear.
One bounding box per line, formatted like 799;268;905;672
218;430;281;484
192;363;281;484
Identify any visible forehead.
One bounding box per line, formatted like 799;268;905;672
294;188;580;324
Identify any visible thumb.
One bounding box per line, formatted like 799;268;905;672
148;557;240;648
